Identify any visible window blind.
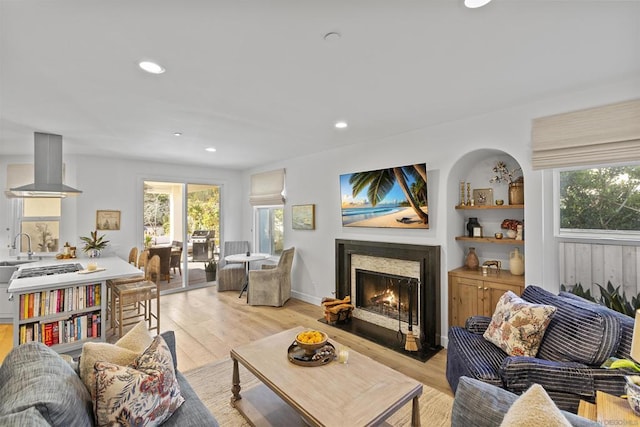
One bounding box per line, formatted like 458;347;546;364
531;99;640;169
249;168;285;206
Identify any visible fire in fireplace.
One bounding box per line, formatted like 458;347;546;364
355;269;418;326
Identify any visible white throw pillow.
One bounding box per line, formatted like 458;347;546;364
79;320;153;395
500;383;571;427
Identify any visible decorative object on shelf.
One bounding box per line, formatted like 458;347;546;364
80;230;109;258
494;232;503;239
96;210;121;231
466;183;471;206
204;259;217;282
509;179;525;205
465;247;479;269
509;248;524;276
472;188;494;206
473;226;483;237
501;219;523;239
459;181;466;207
495;199;504;205
489;161;524;205
516;224;524;241
466;217;480;237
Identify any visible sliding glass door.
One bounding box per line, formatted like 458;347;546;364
143;181;220;292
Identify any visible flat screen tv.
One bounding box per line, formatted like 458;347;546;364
340;163;428;229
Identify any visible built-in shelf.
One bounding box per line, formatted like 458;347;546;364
455;204;524;210
455;236;524;245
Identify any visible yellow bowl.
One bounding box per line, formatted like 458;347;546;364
295;330;328;355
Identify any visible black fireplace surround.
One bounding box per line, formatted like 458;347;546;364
334;239;441;359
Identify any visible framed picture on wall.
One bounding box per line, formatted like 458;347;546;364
96;210;121;230
292;204;315;230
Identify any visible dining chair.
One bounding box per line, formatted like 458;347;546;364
217;240;249;291
248;247;295;306
128;247;138;265
148;246;171;282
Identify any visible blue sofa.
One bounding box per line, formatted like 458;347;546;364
451;376;598;427
447;285;634;412
0;331;218;426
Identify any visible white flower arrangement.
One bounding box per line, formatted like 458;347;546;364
490;161;522;185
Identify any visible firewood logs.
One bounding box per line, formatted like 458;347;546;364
321;296;354;323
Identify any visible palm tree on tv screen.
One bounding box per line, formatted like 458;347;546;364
349;164;428;224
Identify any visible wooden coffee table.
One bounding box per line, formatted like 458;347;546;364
230;326;423;426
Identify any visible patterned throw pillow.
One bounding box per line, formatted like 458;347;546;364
93;335;184;427
483;291;556;357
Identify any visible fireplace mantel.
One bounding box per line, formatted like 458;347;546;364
335;239;441;352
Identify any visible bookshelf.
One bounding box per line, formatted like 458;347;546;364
12;281;106;352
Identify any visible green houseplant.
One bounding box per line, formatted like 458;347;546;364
204;259;217;282
79;230;109;258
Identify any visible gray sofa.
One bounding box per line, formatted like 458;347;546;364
447;285;634;413
451;376;598;427
0;331;218;426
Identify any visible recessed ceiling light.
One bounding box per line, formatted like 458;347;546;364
464;0;492;8
173;132;182;137
139;61;165;74
205;147;217;152
335;121;348;129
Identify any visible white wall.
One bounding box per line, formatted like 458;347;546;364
243;75;640;346
0;155;244;260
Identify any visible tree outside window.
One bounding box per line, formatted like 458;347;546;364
559;165;640;234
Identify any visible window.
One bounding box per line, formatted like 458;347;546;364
14;198;61;253
255;206;284;256
556;164;640;239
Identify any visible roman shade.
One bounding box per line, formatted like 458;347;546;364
249;168;285;206
531;99;640;170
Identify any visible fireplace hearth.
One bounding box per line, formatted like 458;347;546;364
327;239;441;362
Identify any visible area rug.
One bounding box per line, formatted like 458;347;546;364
183;358;453;426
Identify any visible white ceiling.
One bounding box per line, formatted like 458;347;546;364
1;0;639;170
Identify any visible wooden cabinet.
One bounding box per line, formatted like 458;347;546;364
448;267;524;327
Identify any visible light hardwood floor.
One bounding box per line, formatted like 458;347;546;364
2;286;452;397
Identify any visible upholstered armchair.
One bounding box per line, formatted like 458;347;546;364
147;246;171;282
217;241;250;291
247;247;294;307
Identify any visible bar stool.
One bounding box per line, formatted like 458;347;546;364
109;255;160;337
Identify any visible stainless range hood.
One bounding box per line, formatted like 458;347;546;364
8;132;82;198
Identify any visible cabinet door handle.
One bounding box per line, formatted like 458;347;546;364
484;287;488;291
477;286;482;290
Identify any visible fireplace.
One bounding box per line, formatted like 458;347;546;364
356;270;418;326
333;239;441;361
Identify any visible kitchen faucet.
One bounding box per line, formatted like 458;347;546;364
13;233;33;260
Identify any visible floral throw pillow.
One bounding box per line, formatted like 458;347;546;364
93;335;184;427
483;291;556;357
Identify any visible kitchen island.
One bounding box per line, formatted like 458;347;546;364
7;256;141;353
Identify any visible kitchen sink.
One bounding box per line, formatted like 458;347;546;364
0;260;37;283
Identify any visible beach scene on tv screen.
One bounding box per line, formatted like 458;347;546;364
340;163;429;229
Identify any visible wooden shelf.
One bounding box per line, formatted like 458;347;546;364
455;204;524;210
455;236;524;244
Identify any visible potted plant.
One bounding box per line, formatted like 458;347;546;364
204;259;217;282
79;230;109;258
490;161;524;205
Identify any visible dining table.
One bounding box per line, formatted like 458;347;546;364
224;252;269;299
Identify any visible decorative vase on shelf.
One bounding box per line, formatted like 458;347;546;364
466;217;480;237
465;247;479;270
508;181;524;205
509;248;524;276
88;249;101;258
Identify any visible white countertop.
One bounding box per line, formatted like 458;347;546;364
7;256;142;294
